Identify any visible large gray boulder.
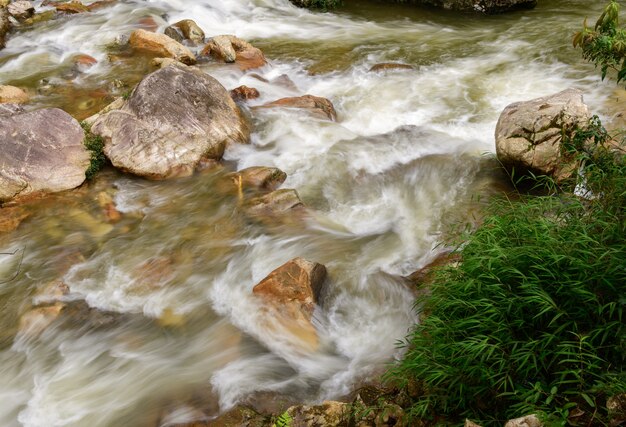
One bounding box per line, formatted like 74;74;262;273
408;0;536;13
495;88;590;183
91;64;250;179
0;106;90;202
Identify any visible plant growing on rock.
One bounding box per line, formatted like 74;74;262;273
80;121;106;180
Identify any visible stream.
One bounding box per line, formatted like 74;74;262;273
0;0;617;426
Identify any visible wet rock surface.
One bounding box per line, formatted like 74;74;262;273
258;95;337;121
0;107;89;202
412;0;536;13
129;29;196;65
201;35;266;70
91;64;250;179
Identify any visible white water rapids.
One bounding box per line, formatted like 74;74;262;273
0;0;618;426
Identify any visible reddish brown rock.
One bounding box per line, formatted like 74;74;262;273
369;63;414;72
137;16;159;31
253;257;326;316
258;95;337;121
406;251;461;287
72;54;98;72
52;1;89;13
129;29;196;65
230;85;260;102
0;207;30;233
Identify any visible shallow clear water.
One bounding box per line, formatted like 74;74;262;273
0;0;617;426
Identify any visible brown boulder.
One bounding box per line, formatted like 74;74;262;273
253;257;326;316
52;1;89;13
165;19;205;44
91;64;249;179
230;85;260;102
0;85;28;103
129;29;196;65
0;106;90;202
495;88;590;183
258;95;337;121
201;35;266;71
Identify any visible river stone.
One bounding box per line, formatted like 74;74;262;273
0;107;90;202
253;257;326;314
230;85;260;102
0;6;10;49
165;19;205;44
7;0;34;21
201;35;267;70
504;414;542;427
258;95;337;121
129;29;196;65
245;189;304;216
495;88;590;183
369;63;414;72
284;401;349;427
91;64;250;179
0;85;28;103
253;258;327;351
410;0;536;13
232;166;286;190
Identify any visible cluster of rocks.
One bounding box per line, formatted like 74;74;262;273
288;0;537;14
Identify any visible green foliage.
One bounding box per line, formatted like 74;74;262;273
291;0;342;11
272;411;293;427
121;89;132;100
389;118;626;425
80;121;106;180
573;1;626;83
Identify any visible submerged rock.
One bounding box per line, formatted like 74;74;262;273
495;88;590;183
91;64;250;179
258;95;337;121
410;0;536;13
165;19;205;44
0;107;89;202
0;206;30;233
201;35;266;71
230;166;287;190
369;63;414;72
245;189;304;216
0;85;28;103
129;29;196;65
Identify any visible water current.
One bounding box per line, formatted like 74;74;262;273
0;0;618;425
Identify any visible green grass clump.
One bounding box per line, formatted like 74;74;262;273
80;121;106;180
389;118;626;425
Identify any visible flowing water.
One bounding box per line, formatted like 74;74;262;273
0;0;618;426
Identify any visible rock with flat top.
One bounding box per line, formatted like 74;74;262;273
201;35;266;71
129;29;196;65
91;64;249;179
495;88;590;183
0;107;89;202
258;95;337;121
284;401;348;427
245;189;304;216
